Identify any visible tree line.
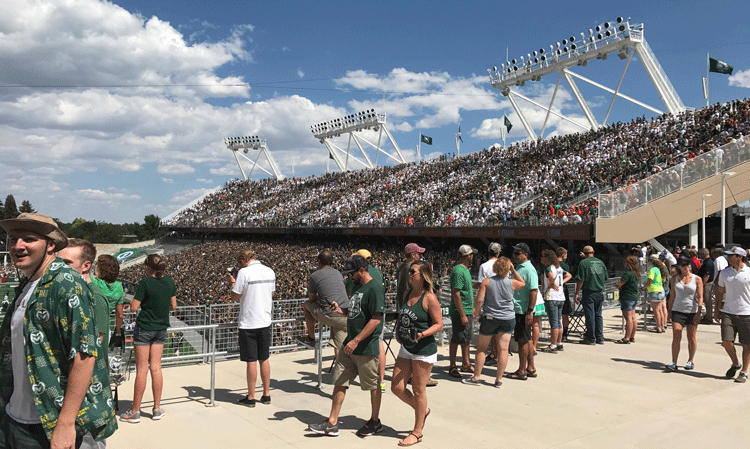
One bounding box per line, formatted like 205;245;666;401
1;194;164;245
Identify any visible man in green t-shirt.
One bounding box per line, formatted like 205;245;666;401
448;245;476;378
574;245;608;345
309;255;385;438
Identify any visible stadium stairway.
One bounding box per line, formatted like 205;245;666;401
596;140;750;243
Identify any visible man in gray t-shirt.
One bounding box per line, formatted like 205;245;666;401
297;250;349;357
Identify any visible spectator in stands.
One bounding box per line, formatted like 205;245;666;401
642;255;668;333
92;254;125;346
391;260;442;446
308;255;385;437
464;257;524;387
615;255;640;344
540;249;571;353
448;245;476;378
120;254;177;423
231;249;275;407
714;246;750;382
574;246;608;345
0;213;117;446
665;256;704;371
297;250;349;360
506;243;538;380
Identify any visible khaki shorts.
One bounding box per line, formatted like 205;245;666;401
304;301;348;350
721;312;750;345
333;351;379;390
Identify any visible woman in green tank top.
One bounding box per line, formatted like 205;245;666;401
391;260;443;447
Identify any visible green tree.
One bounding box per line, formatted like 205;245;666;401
141;214;163;239
4;195;19;219
19;200;35;214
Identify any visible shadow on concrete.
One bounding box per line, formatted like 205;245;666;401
611;358;727;379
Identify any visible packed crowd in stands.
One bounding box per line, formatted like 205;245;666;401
119;238;456;306
163;99;750;229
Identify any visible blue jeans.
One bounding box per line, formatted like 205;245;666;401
582;290;604;341
545;300;565;329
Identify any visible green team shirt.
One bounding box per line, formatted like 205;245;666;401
449;264;473;316
560;261;571;274
345;266;383;294
344;279;385;356
619;271;640;302
88;281;111;349
134;276;176;331
577;257;608;291
513;260;539;314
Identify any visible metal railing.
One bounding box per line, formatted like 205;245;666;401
599;137;750;218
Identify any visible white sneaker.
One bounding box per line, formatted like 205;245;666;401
152;408;165;420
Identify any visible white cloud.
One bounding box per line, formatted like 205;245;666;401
196;178;214;184
297;69;305;78
161;178;174;183
729;69;750;88
76;189;140;200
157;163;195;174
169;187;216;205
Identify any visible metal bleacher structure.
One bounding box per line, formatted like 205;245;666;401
596;136;750;242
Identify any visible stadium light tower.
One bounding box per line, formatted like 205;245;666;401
224;136;285;181
311;109;406;172
488;18;686;141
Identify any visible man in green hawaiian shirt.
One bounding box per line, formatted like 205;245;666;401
0;214;117;449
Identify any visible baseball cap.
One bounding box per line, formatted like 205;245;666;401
724;246;748;257
405;243;426;254
513;243;530;255
458;245;478;256
489;242;502;255
649;254;660;261
341;255;369;274
676;256;692;265
353;249;372;259
582;245;594;254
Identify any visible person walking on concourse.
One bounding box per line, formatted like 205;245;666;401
308;255;385;437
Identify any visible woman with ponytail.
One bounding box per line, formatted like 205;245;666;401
120;254;177;423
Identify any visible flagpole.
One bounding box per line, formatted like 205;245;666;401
706;52;710;108
502;116;506;148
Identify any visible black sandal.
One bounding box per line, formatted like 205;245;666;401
398;432;423;446
504;370;527;380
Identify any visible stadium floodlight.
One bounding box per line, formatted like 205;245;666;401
224;135;285;181
488;18;685;141
310;109;406;172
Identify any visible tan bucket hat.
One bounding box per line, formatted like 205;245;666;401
0;213;68;251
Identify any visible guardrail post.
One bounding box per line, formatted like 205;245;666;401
207;326;217;407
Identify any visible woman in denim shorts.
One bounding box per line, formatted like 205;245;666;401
615;255;641;344
642;256;668;333
120;255;177;423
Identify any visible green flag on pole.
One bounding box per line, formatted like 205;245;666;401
504;116;513;132
420;134;432;145
709;57;733;75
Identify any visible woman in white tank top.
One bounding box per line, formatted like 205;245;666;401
665;256;704;372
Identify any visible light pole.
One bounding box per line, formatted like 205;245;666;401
702;193;712;248
720;171;736;247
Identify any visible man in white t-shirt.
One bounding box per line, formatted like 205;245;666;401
714;246;750;382
230;248;276;406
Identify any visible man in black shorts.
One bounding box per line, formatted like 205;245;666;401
230;249;276;407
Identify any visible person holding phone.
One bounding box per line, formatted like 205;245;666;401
391;261;443;446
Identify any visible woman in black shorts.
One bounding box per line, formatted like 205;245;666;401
120;255;177;423
665;256;703;371
462;257;525;387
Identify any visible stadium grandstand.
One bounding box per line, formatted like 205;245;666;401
162;99;750;239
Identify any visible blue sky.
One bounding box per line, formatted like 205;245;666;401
1;0;749;223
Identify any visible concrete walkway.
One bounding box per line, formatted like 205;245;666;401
108;309;749;448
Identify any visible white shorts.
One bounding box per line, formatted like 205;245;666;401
397;345;437;364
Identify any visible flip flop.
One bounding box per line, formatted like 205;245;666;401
448;367;462;378
504;371;527;380
460;365;475;373
614;339;630;344
526;369;538;378
398;432;423;446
